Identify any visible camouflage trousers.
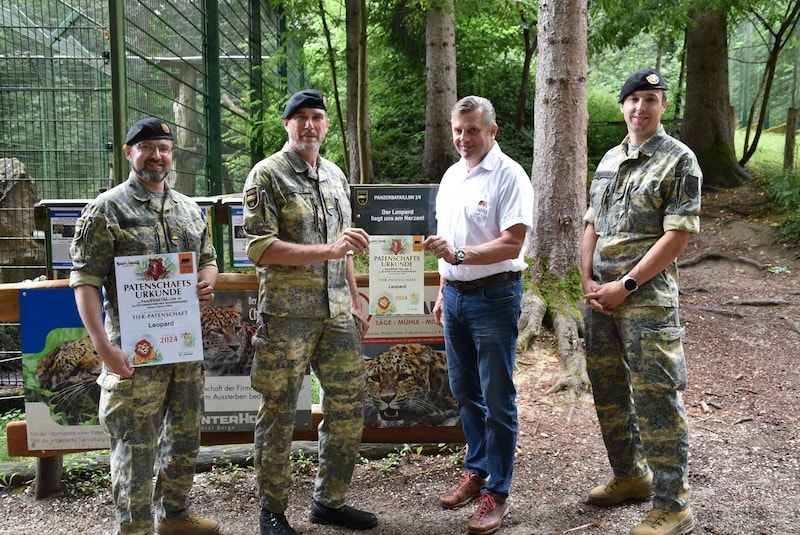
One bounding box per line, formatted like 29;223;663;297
251;313;365;513
584;305;691;512
97;362;204;535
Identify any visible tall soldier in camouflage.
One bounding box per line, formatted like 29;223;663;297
581;69;701;535
241;89;377;535
70;118;219;535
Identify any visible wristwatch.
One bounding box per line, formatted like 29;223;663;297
621;274;638;292
453;248;466;266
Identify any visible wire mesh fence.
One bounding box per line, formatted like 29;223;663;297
0;0;284;391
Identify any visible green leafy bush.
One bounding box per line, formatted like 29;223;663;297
765;168;800;246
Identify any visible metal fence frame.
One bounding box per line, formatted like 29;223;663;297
0;0;293;390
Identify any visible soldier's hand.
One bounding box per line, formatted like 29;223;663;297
197;279;215;307
334;228;370;257
100;345;135;378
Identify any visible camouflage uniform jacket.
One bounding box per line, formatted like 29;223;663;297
583;127;702;307
69;176;217;344
242;143;352;319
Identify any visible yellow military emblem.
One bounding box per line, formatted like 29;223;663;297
646;73;660;85
160;122;171;135
356;189;368;205
245;186;260;209
73;216;86;240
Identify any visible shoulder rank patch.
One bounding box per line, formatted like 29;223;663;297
73;216;86;241
245;186;260;209
685;175;700;199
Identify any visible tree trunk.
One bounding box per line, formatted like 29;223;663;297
682;10;751;188
739;0;800;166
522;0;589;392
170;64;203;195
345;0;373;183
513;8;536;132
420;0;457;182
785;107;797;170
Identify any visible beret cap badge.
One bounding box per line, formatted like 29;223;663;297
124;117;174;145
618;68;667;103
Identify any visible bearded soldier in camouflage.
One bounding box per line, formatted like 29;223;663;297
242;89;377;535
581;69;702;535
70;118;219;535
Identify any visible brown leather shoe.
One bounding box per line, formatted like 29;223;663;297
439;473;487;508
467;494;509;535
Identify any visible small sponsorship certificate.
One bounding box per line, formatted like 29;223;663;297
368;235;425;315
115;252;203;366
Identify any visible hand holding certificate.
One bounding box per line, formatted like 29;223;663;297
115;252;204;366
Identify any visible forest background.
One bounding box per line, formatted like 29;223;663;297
232;0;800;190
3;0;800;404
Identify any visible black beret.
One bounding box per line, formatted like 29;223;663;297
282;89;327;119
618;68;668;103
125;117;174;146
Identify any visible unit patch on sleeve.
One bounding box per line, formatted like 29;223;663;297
245;186;260;209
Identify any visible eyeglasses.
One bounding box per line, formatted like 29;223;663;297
136;142;174;155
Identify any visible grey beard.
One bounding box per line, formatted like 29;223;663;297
135;167;168;183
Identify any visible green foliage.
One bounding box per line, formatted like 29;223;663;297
290;449;317;483
0;409;25;464
735;128;800;249
766;168;800;212
378;443;423;475
207;453;252;485
0;471;21;491
587;86;628;166
366;16;428;183
283;0;540;182
764;168;800;246
589;0;691;51
60;455;112;497
438;442;465;468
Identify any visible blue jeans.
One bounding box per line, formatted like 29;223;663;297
442;278;522;498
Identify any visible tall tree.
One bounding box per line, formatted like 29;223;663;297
682;9;752;187
420;0;457;182
346;0;374;183
521;0;589;391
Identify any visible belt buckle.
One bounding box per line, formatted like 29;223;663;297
449;280;476;292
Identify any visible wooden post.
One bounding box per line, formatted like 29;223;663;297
786;107;798;170
34;455;62;499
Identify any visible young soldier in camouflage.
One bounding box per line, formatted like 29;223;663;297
242;89;377;535
70;117;219;535
581;69;702;535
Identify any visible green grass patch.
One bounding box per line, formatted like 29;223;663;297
0;409;25;464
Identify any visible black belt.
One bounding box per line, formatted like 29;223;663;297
446;271;521;292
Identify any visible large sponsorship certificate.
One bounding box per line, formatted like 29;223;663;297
115;252;203;366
